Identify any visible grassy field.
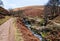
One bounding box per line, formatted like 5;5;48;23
0;16;11;25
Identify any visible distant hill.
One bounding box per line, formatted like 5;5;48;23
12;6;44;17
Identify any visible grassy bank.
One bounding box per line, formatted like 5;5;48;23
0;16;11;25
13;18;24;41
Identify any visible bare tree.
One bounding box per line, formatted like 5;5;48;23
9;8;24;18
43;0;60;25
0;0;3;7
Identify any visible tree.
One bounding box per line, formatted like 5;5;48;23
43;0;60;25
8;8;24;18
17;10;24;17
0;0;3;7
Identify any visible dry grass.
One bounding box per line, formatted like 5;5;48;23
13;18;24;41
15;28;24;41
0;16;11;25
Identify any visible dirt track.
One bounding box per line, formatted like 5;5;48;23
0;18;15;41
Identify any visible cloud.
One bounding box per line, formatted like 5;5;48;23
9;4;17;7
3;3;17;9
8;4;17;8
3;0;49;9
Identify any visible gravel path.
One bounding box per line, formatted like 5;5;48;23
0;18;15;41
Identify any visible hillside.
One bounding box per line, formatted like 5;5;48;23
13;6;44;11
12;6;44;41
0;7;9;18
0;7;9;15
12;6;60;41
12;6;44;17
16;18;40;41
52;15;60;23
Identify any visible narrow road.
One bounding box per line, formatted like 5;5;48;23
0;18;15;41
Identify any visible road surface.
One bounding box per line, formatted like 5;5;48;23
0;18;15;41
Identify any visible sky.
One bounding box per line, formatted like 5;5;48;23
2;0;49;9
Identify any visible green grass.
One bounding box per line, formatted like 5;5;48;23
0;16;11;25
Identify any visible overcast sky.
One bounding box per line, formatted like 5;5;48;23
2;0;49;9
